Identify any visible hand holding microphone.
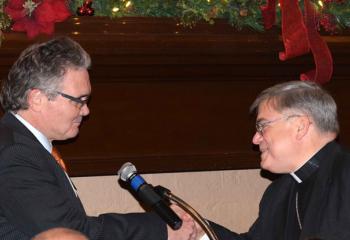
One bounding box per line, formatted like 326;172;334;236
118;162;216;240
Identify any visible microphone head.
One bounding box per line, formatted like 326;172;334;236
118;162;137;181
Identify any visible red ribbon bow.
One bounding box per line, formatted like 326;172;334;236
261;0;333;84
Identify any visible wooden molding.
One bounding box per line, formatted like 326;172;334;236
1;17;349;176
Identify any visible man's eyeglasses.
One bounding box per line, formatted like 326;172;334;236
255;114;302;136
56;91;89;109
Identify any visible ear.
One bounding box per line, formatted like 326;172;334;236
295;115;311;140
27;89;45;111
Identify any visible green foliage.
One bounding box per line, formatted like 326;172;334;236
0;0;11;31
325;0;350;29
68;0;349;33
3;0;350;34
69;0;264;30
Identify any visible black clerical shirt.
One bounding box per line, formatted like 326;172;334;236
212;141;350;240
288;153;320;240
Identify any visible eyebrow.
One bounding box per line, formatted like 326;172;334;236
77;94;90;99
256;118;267;123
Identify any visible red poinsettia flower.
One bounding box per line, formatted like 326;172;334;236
5;0;71;39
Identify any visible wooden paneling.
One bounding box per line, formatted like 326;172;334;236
0;17;349;176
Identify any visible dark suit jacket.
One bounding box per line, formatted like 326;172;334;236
211;141;350;240
0;112;167;240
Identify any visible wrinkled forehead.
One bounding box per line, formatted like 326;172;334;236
257;98;303;120
257;99;279;115
254;102;276;123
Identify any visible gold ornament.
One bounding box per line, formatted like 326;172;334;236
239;8;248;17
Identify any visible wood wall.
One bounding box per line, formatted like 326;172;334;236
0;17;349;176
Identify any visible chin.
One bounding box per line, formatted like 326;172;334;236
260;159;272;171
64;129;80;140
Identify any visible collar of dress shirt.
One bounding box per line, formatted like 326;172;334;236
12;112;52;153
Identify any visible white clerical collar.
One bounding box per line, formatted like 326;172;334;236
12;112;52;153
290;172;303;183
290;156;320;184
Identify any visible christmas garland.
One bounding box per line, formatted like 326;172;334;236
70;0;350;32
71;0;265;30
0;0;349;40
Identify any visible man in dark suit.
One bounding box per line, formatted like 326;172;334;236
0;37;196;240
198;81;350;240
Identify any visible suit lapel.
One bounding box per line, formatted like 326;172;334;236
1;112;85;211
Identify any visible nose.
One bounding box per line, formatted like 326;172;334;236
80;103;90;116
252;131;263;145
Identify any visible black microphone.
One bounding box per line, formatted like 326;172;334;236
118;162;183;230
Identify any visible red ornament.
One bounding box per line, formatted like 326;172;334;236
4;0;71;39
77;0;95;16
319;14;337;33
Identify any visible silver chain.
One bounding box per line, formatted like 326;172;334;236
296;192;302;230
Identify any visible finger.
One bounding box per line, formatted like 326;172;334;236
181;212;193;221
190;230;197;240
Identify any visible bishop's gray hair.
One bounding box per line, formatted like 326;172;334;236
250;80;339;134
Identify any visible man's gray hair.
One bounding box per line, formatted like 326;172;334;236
250;80;339;134
0;36;91;112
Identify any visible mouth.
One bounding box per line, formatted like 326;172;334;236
259;148;268;158
73;121;81;125
73;117;83;124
